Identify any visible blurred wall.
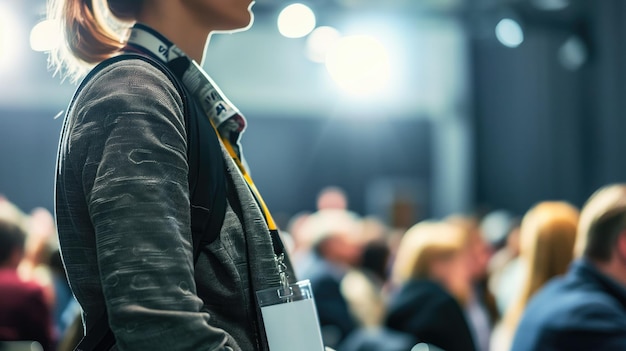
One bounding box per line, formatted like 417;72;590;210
0;108;61;214
0;109;432;225
471;0;626;215
0;6;469;223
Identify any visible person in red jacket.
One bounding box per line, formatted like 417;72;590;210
0;219;54;350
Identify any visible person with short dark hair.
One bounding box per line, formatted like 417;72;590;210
511;184;626;351
0;219;54;350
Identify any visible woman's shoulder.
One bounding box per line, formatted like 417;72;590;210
69;56;186;127
388;279;459;315
75;56;184;111
86;55;176;86
401;279;453;299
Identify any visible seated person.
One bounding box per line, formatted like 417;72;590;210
0;219;53;350
511;184;626;351
493;201;578;351
384;221;477;351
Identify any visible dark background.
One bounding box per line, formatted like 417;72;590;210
1;0;625;225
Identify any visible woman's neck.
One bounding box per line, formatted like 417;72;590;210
136;4;211;64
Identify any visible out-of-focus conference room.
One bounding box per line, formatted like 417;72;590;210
1;0;626;350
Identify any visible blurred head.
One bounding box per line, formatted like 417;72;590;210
505;223;521;257
285;211;312;254
0;196;28;233
23;208;57;266
360;239;391;282
316;186;348;211
0;220;27;269
576;184;626;264
520;201;579;290
503;201;579;331
447;215;492;281
480;209;515;248
356;216;391;280
302;209;364;267
392;221;473;303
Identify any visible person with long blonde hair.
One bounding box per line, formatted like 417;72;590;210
384;221;477;351
492;201;579;350
511;185;626;351
48;0;297;350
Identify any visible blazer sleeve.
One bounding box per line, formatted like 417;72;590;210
71;60;238;351
424;295;477;351
547;302;626;351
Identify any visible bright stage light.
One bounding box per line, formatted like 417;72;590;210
305;26;341;63
558;35;587;71
30;20;62;52
0;4;21;73
325;35;391;96
277;3;316;39
495;18;524;48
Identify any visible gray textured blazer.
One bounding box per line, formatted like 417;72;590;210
55;58;294;351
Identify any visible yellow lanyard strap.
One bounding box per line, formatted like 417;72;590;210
214;130;278;231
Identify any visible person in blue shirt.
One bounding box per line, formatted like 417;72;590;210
511;184;626;351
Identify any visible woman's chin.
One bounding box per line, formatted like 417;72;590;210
216;11;254;33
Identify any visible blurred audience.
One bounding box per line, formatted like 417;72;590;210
284;210;312;268
48;249;80;344
338;327;418;351
0;218;54;350
297;208;364;348
512;184;626;351
18;208;58;315
6;180;626;351
317;186;350;211
338;216;391;329
448;215;497;351
384;221;477;351
0;197;77;350
0;196;29;231
340;240;389;330
492;201;579;351
487;218;522;316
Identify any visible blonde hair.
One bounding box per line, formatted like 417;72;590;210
47;0;142;81
575;184;626;261
503;201;579;332
392;221;467;285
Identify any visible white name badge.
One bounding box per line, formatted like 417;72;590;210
256;280;325;351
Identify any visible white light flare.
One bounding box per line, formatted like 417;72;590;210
277;3;316;39
325;35;392;96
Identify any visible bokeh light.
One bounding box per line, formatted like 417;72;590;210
30;19;62;52
305;26;341;63
277;3;316;39
0;5;19;71
325;35;391;96
558;35;588;71
495;18;524;48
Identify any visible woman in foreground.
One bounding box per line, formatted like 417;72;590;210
50;0;295;350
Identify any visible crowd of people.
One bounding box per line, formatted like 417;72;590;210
6;0;623;349
1;183;626;350
0;196;79;350
284;184;626;351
